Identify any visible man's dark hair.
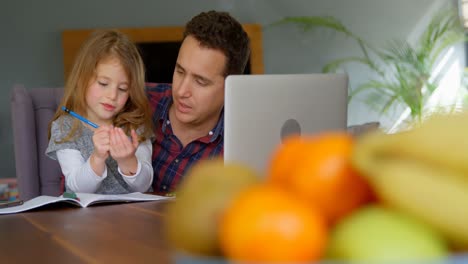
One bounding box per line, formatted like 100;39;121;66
183;10;250;76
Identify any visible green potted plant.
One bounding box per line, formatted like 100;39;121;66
273;9;466;126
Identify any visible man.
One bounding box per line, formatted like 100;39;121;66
146;10;251;193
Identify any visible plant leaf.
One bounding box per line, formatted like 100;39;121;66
322;57;378;73
272;16;353;37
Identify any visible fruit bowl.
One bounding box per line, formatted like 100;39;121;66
173;251;468;264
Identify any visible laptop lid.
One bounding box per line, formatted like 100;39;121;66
224;73;348;175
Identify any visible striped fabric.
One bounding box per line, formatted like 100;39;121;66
146;83;224;194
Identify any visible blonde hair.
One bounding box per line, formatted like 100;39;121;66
49;29;153;142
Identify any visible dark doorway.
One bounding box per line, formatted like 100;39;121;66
137;41;252;83
138;42;181;83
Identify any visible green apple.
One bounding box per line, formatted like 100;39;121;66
327;205;449;263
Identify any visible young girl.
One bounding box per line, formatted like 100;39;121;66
46;29;154;194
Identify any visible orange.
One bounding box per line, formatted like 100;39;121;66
268;132;374;225
218;184;328;263
269;135;311;183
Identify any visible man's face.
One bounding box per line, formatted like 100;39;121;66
171;35;226;128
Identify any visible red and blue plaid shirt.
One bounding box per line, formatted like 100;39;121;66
146;83;224;194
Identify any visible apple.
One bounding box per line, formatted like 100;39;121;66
326;205;449;263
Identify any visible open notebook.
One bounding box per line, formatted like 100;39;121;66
0;192;171;215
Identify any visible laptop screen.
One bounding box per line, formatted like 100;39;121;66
224;73;348;176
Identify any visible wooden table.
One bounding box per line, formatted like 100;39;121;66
3;200;467;264
0;200;174;263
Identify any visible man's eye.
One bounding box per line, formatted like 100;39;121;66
196;79;208;86
175;68;184;74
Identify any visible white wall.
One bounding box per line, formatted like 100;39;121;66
0;0;456;178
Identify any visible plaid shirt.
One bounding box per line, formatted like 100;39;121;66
146;83;224;194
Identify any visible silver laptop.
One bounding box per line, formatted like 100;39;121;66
224;73;348;175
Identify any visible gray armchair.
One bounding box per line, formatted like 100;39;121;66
11;86;64;201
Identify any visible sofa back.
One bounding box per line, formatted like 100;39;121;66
11;86;64;200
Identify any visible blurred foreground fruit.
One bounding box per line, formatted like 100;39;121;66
219;185;328;263
352;114;468;249
268;132;374;224
327;205;449;263
165;159;260;256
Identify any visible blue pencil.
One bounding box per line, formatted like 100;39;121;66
61;106;99;128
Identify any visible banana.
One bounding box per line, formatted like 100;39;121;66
352;113;468;249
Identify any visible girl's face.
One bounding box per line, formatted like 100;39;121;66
85;57;130;126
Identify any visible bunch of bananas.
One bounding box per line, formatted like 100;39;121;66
352;113;468;249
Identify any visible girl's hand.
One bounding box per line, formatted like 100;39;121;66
92;125;111;160
109;128;139;174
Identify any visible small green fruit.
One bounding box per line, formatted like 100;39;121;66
165;159;260;256
327;205;449;263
